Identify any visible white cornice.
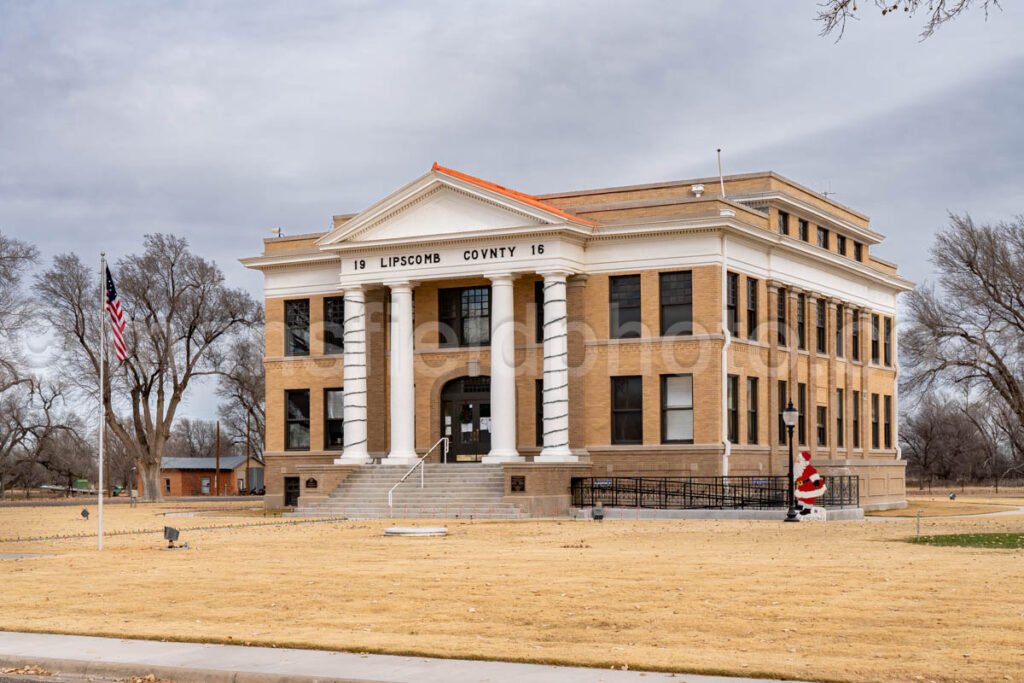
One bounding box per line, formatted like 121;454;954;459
732;192;884;245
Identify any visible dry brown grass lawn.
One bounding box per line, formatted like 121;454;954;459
2;510;1023;683
0;500;288;541
867;496;1024;517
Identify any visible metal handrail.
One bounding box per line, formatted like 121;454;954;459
387;437;449;512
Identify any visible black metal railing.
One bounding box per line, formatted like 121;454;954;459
570;475;860;510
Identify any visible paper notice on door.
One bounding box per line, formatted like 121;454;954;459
445;426;452;436
445;416;452;426
461;422;473;434
479;417;492;432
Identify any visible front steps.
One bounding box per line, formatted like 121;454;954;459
292;464;528;520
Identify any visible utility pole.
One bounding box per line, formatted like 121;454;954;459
214;420;220;497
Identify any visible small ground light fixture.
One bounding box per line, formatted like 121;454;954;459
163;526;180;548
592;501;605;522
81;509;89;521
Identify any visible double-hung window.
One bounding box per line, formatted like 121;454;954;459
797;294;806;350
798;383;807;445
727;375;740;443
661;375;694;444
817;226;830;250
439;287;491;347
726;272;740;337
853;391;861;448
816;405;828;447
798;219;809;241
836;304;845;357
871;314;880;364
816;299;827;353
837;234;847;256
852;313;861;361
871;393;880;449
609;275;642;339
285;389;310;450
777;288;787;347
778;211;789;235
836;389;845;448
777;380;788;445
746;278;758;341
323;297;344;354
284;300;310;356
746;377;759;444
884;395;893;448
324;388;344;450
659;271;692;336
883;317;893;366
611;376;643;444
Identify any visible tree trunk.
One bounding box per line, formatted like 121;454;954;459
139;461;162;502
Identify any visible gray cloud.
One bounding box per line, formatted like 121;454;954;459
2;0;1021;417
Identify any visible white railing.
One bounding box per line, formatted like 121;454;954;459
387;437;449;514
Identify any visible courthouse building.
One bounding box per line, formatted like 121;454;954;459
242;164;911;513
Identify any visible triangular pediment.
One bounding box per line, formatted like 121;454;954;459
318;167;594;247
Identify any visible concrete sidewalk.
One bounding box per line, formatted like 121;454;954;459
0;631;812;683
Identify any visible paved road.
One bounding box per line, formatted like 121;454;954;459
0;632;813;683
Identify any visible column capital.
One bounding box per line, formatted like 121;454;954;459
484;272;518;283
382;280;415;291
537;269;573;280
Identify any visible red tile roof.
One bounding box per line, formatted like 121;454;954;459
431;163;598;227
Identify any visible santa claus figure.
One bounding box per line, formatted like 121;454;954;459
794;450;827;517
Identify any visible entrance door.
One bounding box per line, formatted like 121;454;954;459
284;476;300;507
440;376;491;462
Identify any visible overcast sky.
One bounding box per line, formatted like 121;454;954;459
2;0;1022;419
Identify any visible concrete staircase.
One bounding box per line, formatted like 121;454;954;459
292;464;528;520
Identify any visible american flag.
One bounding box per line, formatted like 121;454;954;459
104;266;127;361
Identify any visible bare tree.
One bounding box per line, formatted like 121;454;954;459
35;234;261;501
902;213;1024;482
166;417;223;458
818;0;1002;39
900;394;982;488
216;323;265;463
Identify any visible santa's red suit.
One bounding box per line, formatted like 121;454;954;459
794;450;827;516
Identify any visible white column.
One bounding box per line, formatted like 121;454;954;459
536;272;577;462
483;273;523;463
335;286;369;464
382;282;418;465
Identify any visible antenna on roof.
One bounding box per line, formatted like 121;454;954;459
717;148;726;199
822;181;836;199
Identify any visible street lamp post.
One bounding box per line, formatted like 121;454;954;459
782;400;800;523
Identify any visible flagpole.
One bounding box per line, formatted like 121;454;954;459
98;253;105;551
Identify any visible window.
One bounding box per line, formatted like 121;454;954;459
817;405;828;447
534;280;545;343
727;375;739;443
777;288;787;347
439;286;491;347
285;389;310;450
746;377;759;444
884;317;893;366
535;379;544;447
323;297;344;355
816;299;827;354
854;242;864;262
837;234;847;257
726;272;740;337
817;226;830;250
852;312;861;361
661;374;694;443
884;395;893;448
164;478;171;494
611;376;643;444
871;314;880;364
777;380;788;445
836;304;845;357
609;275;642;339
746;277;758;341
798;383;807;445
324;388;344;451
797;294;806;350
778;210;789;235
836;389;845;448
871;393;880;449
659;271;693;336
853;391;861;448
798;219;809;241
284;299;310;356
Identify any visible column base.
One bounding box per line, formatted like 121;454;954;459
334;451;370;465
380;451;420;466
482;450;525;464
534;448;579;463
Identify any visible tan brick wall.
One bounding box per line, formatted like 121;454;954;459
260;264;902;507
